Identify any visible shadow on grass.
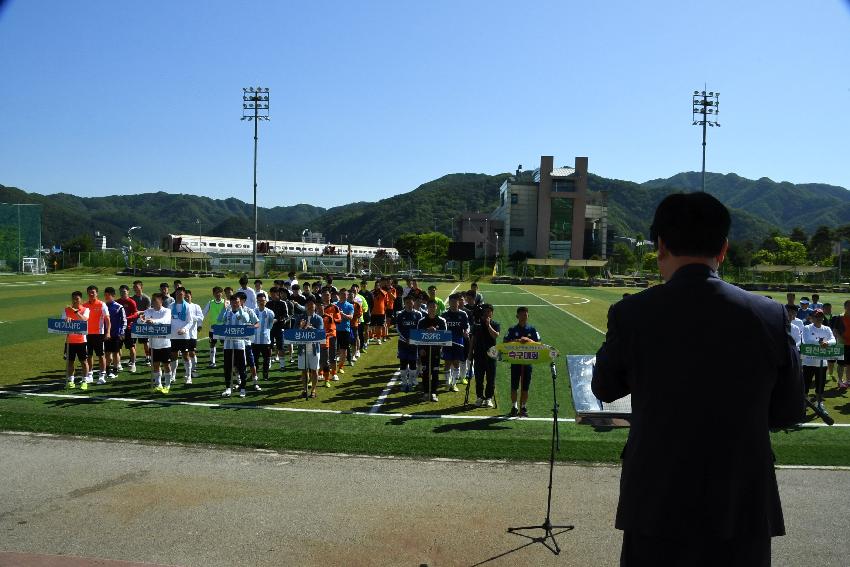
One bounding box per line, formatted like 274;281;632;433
432;417;511;433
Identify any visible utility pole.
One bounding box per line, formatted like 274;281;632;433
692;87;720;192
241;86;270;276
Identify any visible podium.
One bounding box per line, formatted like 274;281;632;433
566;355;631;427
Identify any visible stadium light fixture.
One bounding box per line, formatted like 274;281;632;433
242;85;270;276
692;86;720;192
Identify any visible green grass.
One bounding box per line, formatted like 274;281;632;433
1;273;849;465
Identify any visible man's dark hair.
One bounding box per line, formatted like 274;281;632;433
132;280;143;286
104;286;116;295
119;284;130;292
212;286;223;294
516;306;528;314
234;291;248;301
239;276;249;285
480;303;493;312
71;290;83;299
87;285;98;293
649;192;730;257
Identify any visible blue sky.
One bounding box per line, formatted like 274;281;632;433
1;0;848;208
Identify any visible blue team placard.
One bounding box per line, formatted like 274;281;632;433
283;328;326;344
409;329;453;346
211;324;255;340
47;318;88;335
131;322;172;338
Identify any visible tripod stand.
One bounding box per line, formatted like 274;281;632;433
507;360;574;554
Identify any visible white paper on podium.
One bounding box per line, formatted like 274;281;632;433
566;355;632;427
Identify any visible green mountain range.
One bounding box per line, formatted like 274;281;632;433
1;170;848;251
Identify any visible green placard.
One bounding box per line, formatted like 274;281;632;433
489;342;559;365
800;344;844;358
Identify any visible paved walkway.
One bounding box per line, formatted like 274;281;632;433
0;433;846;566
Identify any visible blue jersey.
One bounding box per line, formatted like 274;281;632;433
336;300;354;333
396;309;423;342
504;324;540;343
106;301;126;337
443;309;470;340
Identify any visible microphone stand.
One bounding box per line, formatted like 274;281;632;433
507;360;574;554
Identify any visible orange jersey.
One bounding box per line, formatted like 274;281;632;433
352;302;362;327
83;299;107;335
372;288;388;315
323;304;341;338
64;306;89;344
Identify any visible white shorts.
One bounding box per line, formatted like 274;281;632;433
298;348;320;371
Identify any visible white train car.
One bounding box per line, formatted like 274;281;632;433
162;234;399;260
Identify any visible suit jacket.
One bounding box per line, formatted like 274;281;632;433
592;263;803;539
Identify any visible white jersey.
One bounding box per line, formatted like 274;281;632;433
168;301;196;339
142;306;172;350
188;302;204;340
789;318;803;348
239;287;258;310
801;324;836;367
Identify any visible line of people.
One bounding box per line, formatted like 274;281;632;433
783;292;850;416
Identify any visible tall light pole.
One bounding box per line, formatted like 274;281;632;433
242;86;270;276
692;88;720;192
127;226;141;276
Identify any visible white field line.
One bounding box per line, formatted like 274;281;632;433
1;388;846;428
0;388;575;423
519;286;605;335
370;370;401;414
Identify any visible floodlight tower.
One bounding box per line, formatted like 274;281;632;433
241;86;270;276
692;88;720;192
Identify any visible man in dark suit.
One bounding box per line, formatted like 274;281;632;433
592;192;803;566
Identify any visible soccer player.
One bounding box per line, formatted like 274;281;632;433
298;298;324;398
442;293;470;392
131;280;152;366
427;285;446;316
334;288;354;375
802;309;836;414
63;291;90;389
504;306;540;417
835;300;850;389
103;287;127;380
251;291;275;389
168;288;197;385
266;286;290;370
159;283;175;307
417;299;447;402
83;285;110;385
203;286;227;368
217;293;254;398
470;281;484;305
470;303;499;407
784;304;803;348
117;285;139;373
370;280;389;344
254;279;264;295
396;294;423;392
184;289;204;380
139;292;173;393
321;290;341;384
348;288;363;363
238;276;257;310
797;297;814;325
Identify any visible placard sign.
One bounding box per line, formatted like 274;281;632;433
800;344;844;359
489;342;559;365
131;322;171;338
47;318;88;335
283;328;326;345
211;324;254;340
408;329;453;346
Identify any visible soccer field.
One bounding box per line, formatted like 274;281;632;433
0;274;848;465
